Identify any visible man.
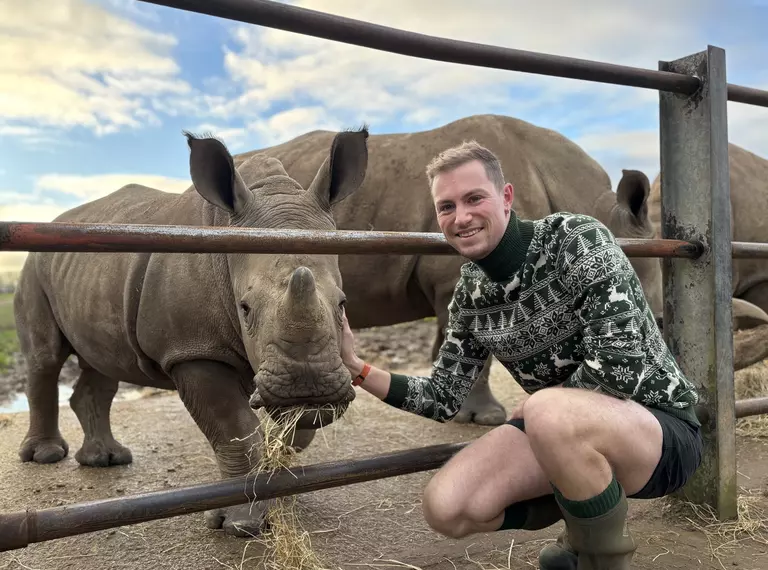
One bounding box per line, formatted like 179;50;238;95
339;140;703;569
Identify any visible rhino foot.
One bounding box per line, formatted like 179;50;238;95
19;434;69;464
75;439;133;467
453;393;507;426
205;499;277;538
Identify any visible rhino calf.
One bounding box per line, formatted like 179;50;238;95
14;127;369;537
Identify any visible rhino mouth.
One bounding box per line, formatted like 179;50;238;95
249;382;355;430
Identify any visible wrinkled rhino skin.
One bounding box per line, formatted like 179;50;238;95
234;114;664;425
14;128;370;537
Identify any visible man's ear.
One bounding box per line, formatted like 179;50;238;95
503;183;514;213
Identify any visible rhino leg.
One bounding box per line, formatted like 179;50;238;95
16;275;71;464
70;365;132;467
431;285;506;425
19;362;70;464
285;428;317;451
172;360;274;538
451;358;506;425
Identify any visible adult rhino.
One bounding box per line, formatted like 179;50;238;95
647;142;768;370
14;128;369;536
235;114;664;425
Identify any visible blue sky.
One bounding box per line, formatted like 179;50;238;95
1;0;767;273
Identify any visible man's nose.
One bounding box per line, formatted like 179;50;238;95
455;204;472;225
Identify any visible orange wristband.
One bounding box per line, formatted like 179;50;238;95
352;362;371;387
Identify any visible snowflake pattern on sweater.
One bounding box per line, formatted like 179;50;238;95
384;212;700;426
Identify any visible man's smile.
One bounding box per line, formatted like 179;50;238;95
456;228;482;238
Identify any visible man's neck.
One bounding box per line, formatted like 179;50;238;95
473;212;535;282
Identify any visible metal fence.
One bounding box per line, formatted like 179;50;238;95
2;0;768;552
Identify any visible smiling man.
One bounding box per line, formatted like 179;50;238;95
340;140;703;570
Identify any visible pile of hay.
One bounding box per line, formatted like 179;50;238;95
244;404;344;570
734;360;768;438
662;488;768;569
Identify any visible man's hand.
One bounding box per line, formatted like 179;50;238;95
341;309;365;378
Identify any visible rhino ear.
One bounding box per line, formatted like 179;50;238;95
185;131;249;214
308;126;369;207
616;169;650;222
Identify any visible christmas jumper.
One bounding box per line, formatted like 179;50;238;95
384;212;700;427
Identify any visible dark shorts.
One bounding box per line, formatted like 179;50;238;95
505;406;703;499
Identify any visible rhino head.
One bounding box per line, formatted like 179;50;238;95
185;128;369;430
603;169;664;325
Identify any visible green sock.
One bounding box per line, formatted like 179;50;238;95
552;475;622;519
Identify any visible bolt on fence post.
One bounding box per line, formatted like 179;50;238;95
658;45;737;520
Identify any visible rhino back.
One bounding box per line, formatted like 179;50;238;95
25;184;243;384
235;114;614;327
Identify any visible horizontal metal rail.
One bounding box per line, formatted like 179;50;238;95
0;441;467;552
727;84;768;107
731;241;768;259
0;221;701;258
2;394;766;552
138;0;768;107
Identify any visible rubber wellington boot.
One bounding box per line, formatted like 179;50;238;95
558;489;637;570
538;528;578;570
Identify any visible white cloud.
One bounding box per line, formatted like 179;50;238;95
0;202;69;223
35;173;191;201
0;171;192;275
576;94;768;189
0;0;189;138
0;201;72;273
246;106;344;146
190;123;250;151
217;0;710;141
577;129;661;189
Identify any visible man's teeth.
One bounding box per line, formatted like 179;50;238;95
458;229;480;238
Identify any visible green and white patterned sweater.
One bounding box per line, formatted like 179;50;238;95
384;212;700;427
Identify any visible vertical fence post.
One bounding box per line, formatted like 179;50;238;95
658;45;736;520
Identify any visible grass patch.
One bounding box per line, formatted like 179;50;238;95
0;293;17;372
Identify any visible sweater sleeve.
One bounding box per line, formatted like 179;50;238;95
383;277;490;422
556;218;652;399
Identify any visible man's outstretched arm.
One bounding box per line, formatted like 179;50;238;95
341;283;490;422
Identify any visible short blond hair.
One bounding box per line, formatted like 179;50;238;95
425;140;505;192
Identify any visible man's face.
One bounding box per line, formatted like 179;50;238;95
431;160;514;260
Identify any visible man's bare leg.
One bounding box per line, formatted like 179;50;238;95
421;421;555;538
422;387;662;538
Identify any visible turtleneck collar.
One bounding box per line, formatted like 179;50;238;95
473;211;535;282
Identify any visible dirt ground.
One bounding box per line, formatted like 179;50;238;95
1;319;767;570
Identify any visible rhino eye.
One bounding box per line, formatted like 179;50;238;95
239;301;251;316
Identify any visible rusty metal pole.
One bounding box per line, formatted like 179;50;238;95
0;441;467;552
659;45;737;520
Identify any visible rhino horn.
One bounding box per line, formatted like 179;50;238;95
288;266;317;303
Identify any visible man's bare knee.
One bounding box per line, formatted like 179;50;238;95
523;389;581;445
422;477;468;538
